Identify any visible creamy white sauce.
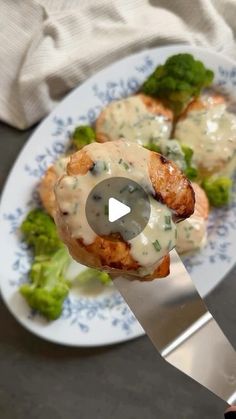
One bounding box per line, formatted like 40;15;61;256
130;196;176;274
176;216;207;254
54;156;70;176
175;103;236;172
99;96;172;146
55;141;176;273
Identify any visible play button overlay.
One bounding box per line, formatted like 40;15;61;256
108;198;131;222
85;177;151;241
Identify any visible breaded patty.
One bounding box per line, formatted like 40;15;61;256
54;141;194;280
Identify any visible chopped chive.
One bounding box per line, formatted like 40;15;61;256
93;194;102;201
103;161;108;171
120;185;138;194
164;215;172;230
175;229;177;239
104;204;108;216
152;239;161;252
118;158;130;170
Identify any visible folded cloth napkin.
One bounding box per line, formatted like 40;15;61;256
1;0;236;129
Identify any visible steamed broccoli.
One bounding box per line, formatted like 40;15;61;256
76;268;111;285
72;125;95;149
20;248;70;320
181;145;198;180
21;209;63;256
202;177;232;207
141;54;214;114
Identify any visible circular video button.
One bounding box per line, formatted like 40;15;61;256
85;177;151;241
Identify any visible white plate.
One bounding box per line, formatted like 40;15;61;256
0;45;236;347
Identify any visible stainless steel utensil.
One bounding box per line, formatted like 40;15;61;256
114;250;236;404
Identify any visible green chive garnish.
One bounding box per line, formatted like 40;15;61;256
120;185;128;194
129;186;139;193
164;215;172;230
153;240;161;251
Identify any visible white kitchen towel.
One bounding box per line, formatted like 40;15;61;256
1;0;236;129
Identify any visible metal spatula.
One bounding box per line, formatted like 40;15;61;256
114;250;236;405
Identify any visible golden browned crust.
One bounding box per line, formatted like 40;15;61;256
38;165;58;218
149;153;195;221
95;93;173;143
55;144;194;280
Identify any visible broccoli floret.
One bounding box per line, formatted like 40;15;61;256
21;209;63;256
181;145;193;166
181;145;198;180
76;268;111;285
72;125;95;149
20;247;71;320
202;177;232;207
141;54;214;114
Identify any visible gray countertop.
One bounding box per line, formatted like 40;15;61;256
0;122;235;419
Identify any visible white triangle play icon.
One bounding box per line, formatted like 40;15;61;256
108;197;131;223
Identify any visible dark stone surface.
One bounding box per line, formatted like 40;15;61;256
0;122;235;419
